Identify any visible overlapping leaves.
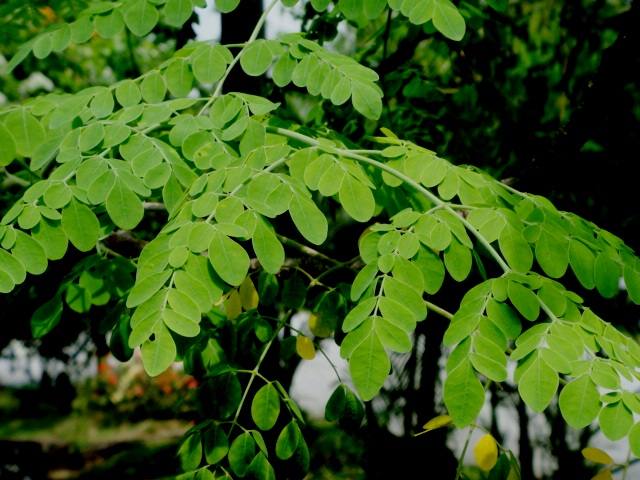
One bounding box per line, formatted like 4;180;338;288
4;0;640;474
4;0;208;73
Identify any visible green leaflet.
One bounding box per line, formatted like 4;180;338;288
535;229;569;279
5;109;46;158
241;39;274;77
443;359;485;427
89;88;115;118
179;432;203;472
498;225;533;274
594;253;620;298
292;54;319;88
215;0;240;13
364;0;387;18
251;383;281;431
141;321;177;376
124;0;159;36
374;316;412;352
174;270;213;312
339;174;375;222
94;9;125;39
537;282;567;317
339;0;363;19
275;421;300;460
78;123;105;153
558;374;600;429
383;276;426;321
192;44;227;84
165;58;195;98
444;237;472;282
49;94;91;129
272;52;298;88
127;270;172;308
163;174;184;214
486;299;522;340
229;432;256;477
471;335;508;382
468;208;506;243
590;362;620;390
163;308;200;337
507;280;540;321
318;163;344;196
437;170;459;200
432;0;466;40
350;80;383;120
630;423;640;458
430;221;452;251
518;355;558;412
0;124;16;166
71;16;95;44
164;0;194;27
31;295;64;338
104;124;132;149
204;425;229;465
391;255;423;292
106;176;144;230
325;384;347;422
247;451;275;480
378;296;417;332
288;193;328;245
407;0;435;24
0;249;26;290
208;231;250;286
348;329;390;401
17;204;40;230
131;309;163;347
541;347;573;374
11;230;47;275
116;80;142;107
378;253;394;273
311;0;331;11
413;245;445;294
343;298;376;333
252;218;285;274
443;313;481;347
209;373;243;420
141;72;167;103
624;264;640;304
65;283;92;314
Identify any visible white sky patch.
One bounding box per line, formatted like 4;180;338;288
193;0;301;42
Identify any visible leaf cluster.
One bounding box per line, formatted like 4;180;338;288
1;0;640;478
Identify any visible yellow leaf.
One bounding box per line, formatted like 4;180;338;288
420;414;453;433
38;6;57;22
225;290;242;320
582;447;614;465
239;277;259;310
296;335;316;360
309;311;335;338
592;468;613;480
474;433;498;472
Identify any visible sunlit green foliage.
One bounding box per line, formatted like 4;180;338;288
1;0;639;478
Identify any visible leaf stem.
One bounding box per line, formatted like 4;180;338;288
425;300;454;320
277;234;339;266
1;167;30;188
456;425;476;480
270;126;511;272
228;312;289;437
